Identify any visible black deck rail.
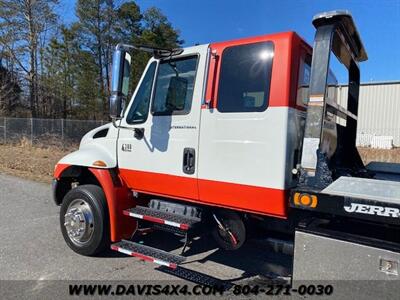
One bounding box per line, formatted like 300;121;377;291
299;10;369;189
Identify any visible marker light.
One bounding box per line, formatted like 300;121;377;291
294;193;318;208
93;160;107;167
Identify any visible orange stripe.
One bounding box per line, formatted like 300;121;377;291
119;168;287;219
119;169;198;201
198;178;287;218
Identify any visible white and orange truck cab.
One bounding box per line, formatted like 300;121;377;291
53;11;400;283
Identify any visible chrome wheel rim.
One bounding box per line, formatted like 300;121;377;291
64;199;94;246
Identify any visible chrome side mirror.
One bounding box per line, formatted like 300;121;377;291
110;48;131;119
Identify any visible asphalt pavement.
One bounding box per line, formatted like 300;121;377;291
0;173;291;298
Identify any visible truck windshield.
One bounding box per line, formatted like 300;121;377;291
126;62;157;124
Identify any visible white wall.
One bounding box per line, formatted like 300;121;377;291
336;81;400;147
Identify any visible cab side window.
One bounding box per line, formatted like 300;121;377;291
152;56;198;115
296;53;312;108
217;42;274;113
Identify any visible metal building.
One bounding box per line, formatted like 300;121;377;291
337;81;400;148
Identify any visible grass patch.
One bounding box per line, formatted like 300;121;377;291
358;147;400;165
0;138;76;183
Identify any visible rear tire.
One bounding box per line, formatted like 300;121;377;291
212;211;246;251
60;184;109;256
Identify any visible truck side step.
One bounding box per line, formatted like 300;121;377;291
124;206;201;230
111;240;186;269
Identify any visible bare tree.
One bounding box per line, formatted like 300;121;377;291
0;0;58;117
0;61;21;116
0;0;182;120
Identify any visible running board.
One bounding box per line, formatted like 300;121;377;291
124;206;201;230
111;240;186;269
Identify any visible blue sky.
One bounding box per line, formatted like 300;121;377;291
58;0;400;83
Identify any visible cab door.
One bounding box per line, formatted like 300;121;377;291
117;45;208;201
197;39;289;217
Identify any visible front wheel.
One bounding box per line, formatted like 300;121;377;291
60;184;109;256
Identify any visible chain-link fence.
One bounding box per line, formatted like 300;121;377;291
0;117;105;147
0;117;398;149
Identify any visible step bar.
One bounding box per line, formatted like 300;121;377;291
111;240;186;269
123;206;201;230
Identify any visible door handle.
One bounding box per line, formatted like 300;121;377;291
183;148;195;175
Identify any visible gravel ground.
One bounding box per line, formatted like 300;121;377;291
0;173;291;299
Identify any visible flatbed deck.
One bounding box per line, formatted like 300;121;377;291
290;174;400;226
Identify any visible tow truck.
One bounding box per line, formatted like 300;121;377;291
53;10;400;283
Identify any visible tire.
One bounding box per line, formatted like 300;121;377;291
212;211;246;251
60;184;109;256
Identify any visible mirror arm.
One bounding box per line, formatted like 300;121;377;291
111;117;142;132
115;43;139;52
111;117;121;129
115;43;183;58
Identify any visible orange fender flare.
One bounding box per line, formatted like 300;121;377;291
54;164;137;242
88;168;137;242
54;163;72;179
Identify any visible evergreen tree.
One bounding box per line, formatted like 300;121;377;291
127;6;183;97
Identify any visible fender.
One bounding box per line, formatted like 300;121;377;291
57;123;117;169
54;164;137;242
54;123;118;176
53;123;136;241
88;167;137;242
57;144;116;169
